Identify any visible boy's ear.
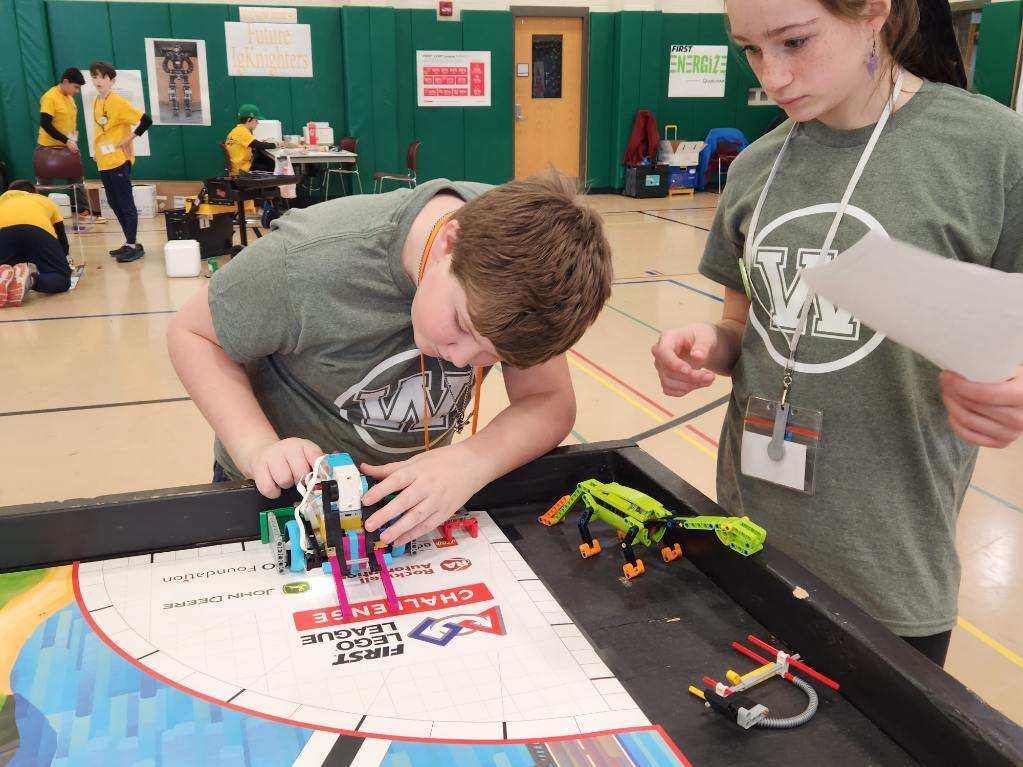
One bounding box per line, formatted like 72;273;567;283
438;218;460;258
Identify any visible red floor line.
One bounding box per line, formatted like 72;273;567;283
568;349;719;448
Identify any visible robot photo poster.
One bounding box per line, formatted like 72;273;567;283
144;38;211;126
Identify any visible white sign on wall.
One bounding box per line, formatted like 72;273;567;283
668;44;728;98
225;22;312;77
417;51;491;107
80;69;151;159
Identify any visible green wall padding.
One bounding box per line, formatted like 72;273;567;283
292;7;345;148
3;3;795;188
47;0;114;179
586;12;615;188
974;0;1023;106
110;2;185;181
462;10;512;185
0;0;36;179
170;3;235;179
411;10;464;183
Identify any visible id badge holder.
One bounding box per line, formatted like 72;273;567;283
740;395;822;495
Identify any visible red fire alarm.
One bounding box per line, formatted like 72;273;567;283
439;1;453;17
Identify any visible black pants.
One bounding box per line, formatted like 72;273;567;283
100;162;138;243
0;225;70;293
901;630;952;666
251;150;275;173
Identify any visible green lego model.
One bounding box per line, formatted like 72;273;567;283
539;479;766;579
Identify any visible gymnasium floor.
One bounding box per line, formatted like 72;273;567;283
2;190;1021;727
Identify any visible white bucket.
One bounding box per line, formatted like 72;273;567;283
164;239;201;278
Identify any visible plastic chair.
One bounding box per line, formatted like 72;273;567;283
373;140;420;193
33;146;87;248
219;141;233;176
325;136;363;197
708;140;743;193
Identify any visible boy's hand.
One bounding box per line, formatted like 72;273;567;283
361;444;486;547
940;366;1023;448
241;437;323;498
652;323;718;397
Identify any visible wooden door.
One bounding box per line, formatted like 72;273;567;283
513;16;583;180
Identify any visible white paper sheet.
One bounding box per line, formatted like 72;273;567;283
802;232;1023;383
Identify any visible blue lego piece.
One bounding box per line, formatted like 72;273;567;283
285;520;305;573
346;530;361;575
326;452;355;469
322;561;332;575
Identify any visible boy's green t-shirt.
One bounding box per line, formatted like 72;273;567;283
208;179;493;478
699;80;1023;636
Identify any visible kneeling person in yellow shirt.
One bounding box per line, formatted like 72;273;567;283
225;104;277;174
89;60;153;263
0;180;73;306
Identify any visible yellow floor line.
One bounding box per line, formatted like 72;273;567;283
568;356;717;459
957;618;1023;671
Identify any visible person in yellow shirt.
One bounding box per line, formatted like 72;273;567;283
225;104;277;174
89;60;153;263
0;180;73;306
36;68;99;223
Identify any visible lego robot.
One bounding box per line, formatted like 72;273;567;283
539;480;766;579
162;44;195;118
259;453;408;619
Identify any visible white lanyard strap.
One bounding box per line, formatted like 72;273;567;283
744;71;905;374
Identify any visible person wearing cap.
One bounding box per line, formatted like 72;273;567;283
225;105;277;174
36;67;100;224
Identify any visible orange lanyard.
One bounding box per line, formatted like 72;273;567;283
417;212;484;450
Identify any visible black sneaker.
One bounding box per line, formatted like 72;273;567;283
109;244;132;257
116;244;145;263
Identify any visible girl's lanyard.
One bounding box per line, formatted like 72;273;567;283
744;71;905;411
417;212;484;450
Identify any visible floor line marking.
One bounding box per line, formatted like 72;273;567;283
569;349;718;448
612;277;724;303
0;397;191;418
0;309;177;324
968;484;1022;515
641;210;712;232
567;356;717;459
957;617;1023;670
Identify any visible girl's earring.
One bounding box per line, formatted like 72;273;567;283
867;36;878;78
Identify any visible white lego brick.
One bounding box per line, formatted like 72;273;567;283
580;661;614;679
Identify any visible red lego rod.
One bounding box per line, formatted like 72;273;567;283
731;642;793;682
747;635;841;691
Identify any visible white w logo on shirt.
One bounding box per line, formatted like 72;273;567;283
354;370;474;433
752;246;860;341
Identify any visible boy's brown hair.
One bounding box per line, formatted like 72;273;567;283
89;61;116;79
451;171;613;369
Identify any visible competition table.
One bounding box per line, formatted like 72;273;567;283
2;441;1021;766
